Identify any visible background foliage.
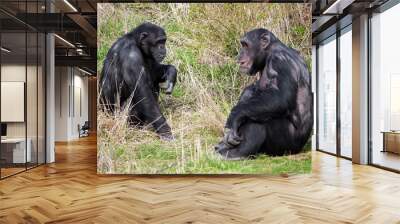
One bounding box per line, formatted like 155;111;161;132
97;3;312;174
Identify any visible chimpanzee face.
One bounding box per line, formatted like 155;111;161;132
237;29;271;75
149;35;167;63
237;37;255;74
139;29;167;63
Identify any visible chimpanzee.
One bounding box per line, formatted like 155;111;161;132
99;22;177;140
215;28;313;159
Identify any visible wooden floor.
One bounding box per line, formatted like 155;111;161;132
1;135;400;223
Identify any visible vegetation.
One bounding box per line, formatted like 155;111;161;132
97;3;312;174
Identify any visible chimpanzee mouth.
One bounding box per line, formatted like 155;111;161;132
238;61;252;74
239;65;251;73
156;55;166;62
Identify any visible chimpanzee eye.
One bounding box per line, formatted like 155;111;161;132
241;41;248;48
157;39;166;45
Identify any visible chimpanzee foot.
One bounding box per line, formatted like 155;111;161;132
156;122;174;141
215;142;245;160
216;148;246;160
214;141;230;152
159;132;175;141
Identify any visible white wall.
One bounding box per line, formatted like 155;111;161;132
55;66;69;141
72;73;89;138
77;71;89;138
54;67;89;141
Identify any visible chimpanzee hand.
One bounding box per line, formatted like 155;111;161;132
159;65;177;95
223;128;242;146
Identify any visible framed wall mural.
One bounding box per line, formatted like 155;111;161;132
97;3;312;174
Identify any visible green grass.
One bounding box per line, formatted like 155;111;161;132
98;121;311;174
97;3;312;175
135;145;311;175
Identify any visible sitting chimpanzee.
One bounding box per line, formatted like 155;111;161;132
215;28;313;159
99;22;177;140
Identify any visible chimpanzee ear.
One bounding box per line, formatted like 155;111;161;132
139;32;148;42
260;33;270;49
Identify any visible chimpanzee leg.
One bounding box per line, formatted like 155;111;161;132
133;87;173;140
216;122;267;160
224;84;257;138
261;118;303;156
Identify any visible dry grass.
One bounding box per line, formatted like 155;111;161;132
97;3;312;174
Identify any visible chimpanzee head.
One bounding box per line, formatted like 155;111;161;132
237;28;277;75
133;22;167;63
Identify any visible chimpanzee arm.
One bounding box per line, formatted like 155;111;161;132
226;55;297;132
150;63;177;82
